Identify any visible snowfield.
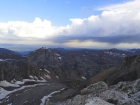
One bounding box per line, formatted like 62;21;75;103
15;81;24;85
0;81;19;87
0;83;45;101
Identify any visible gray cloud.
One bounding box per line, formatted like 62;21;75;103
49;35;140;44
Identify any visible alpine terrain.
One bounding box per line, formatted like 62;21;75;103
0;47;140;105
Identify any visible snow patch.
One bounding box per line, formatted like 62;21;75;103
56;76;59;79
40;77;46;80
29;75;34;79
37;79;47;82
40;88;65;105
45;75;51;79
23;79;35;82
0;59;5;61
39;69;42;71
0;87;7;94
0;83;45;100
82;76;87;80
0;81;19;87
54;53;60;56
44;69;50;73
58;57;62;60
15;81;24;85
34;76;38;80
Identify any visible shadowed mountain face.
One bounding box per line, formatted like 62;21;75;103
0;48;24;60
88;54;140;87
27;47;126;81
0;59;28;81
0;48;28;81
108;54;140;85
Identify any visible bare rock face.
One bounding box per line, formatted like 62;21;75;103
99;90;128;103
81;81;108;95
117;97;139;105
62;95;87;105
85;97;114;105
62;96;114;105
107;55;140;85
131;91;140;103
61;79;140;105
134;79;140;91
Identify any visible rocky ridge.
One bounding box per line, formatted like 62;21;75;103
87;54;140;87
1;47;140;84
59;79;140;105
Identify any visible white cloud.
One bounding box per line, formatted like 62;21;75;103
0;0;140;49
0;18;56;39
99;0;140;12
56;0;140;37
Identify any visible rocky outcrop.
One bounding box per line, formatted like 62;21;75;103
62;96;114;105
81;81;108;95
61;79;140;105
117;97;139;105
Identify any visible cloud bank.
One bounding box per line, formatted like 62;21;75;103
0;0;140;49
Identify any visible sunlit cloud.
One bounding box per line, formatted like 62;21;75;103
63;40;110;48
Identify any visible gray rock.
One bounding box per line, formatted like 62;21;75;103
62;95;87;105
99;90;128;104
134;79;140;91
117;96;139;105
81;81;108;95
62;96;114;105
85;97;114;105
61;79;140;105
131;91;140;103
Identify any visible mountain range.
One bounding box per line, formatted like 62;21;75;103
0;47;140;105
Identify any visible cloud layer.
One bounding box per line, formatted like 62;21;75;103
0;0;140;49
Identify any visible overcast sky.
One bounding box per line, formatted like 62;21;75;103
0;0;140;51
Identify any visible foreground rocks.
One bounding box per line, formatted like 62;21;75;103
59;79;140;105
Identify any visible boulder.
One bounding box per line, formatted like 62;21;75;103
61;79;140;105
81;81;108;95
62;95;87;105
62;96;114;105
99;90;128;104
85;97;114;105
